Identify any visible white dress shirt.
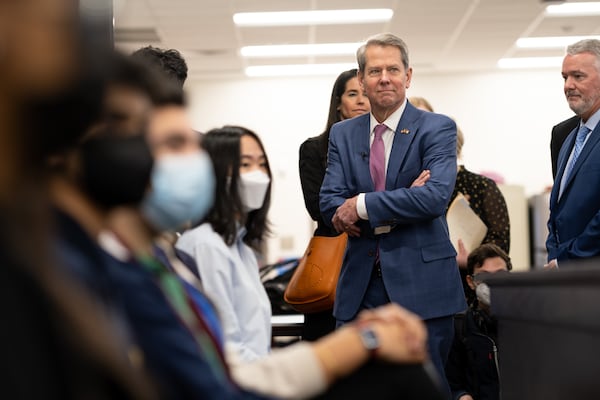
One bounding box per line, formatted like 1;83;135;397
357;99;408;220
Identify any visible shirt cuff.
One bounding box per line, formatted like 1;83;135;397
357;193;368;220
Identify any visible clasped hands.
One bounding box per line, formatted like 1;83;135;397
353;303;428;364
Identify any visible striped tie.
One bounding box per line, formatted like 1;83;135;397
559;125;591;199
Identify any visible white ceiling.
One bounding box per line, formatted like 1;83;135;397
113;0;600;80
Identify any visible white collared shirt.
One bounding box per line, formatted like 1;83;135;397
357;99;408;220
175;223;272;362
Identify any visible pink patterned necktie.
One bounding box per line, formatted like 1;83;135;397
370;124;387;191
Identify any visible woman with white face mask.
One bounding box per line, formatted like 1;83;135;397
176;126;273;362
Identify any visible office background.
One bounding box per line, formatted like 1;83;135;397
183;69;566;266
112;0;599;266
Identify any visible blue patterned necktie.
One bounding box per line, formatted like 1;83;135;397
564;125;591;181
559;125;591;200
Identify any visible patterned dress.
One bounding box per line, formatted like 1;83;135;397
449;165;510;253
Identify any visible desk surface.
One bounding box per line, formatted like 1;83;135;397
271;314;304;337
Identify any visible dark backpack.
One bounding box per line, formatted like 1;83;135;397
260;258;299;315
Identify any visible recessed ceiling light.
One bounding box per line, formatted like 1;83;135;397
497;57;564;69
233;9;393;27
516;36;600;49
245;63;358;77
241;42;362;58
545;2;600;16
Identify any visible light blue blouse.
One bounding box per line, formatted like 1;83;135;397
175;223;272;362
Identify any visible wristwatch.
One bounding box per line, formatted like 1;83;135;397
358;326;380;356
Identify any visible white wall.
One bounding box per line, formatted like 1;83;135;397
186;69;572;264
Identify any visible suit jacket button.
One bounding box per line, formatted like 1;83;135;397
368;250;375;257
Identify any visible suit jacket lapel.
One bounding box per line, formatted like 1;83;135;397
564;124;600;190
386;103;419;190
354;114;374;191
551;126;577;206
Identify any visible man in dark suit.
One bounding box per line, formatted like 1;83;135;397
546;39;600;268
550;115;579;178
320;33;465;396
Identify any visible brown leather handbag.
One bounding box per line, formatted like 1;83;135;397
284;233;348;313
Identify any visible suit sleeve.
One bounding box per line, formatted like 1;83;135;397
546;218;558;261
548;209;600;262
319;125;351;228
365;116;457;227
299;139;326;222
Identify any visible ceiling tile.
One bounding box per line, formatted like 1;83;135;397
113;0;600;80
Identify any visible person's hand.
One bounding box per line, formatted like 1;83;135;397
355;303;428;363
544;259;558;270
410;170;430;188
456;238;468;269
459;395;474;400
332;197;361;237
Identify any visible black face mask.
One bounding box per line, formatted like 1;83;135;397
79;134;153;209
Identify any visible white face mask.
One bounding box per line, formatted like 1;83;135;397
238;170;270;212
475;282;491;307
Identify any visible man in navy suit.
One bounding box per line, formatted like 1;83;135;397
546;39;600;268
320;33;465;396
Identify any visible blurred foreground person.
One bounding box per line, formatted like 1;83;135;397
0;1;153;398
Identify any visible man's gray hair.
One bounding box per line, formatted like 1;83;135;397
566;39;600;69
356;33;410;72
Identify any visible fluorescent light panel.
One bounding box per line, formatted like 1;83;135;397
497;57;563;69
517;36;600;49
233;9;393;26
241;42;361;58
545;2;600;16
246;63;357;77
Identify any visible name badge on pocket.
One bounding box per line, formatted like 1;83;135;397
374;225;391;235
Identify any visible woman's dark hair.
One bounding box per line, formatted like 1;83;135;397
325;68;359;132
201;126;271;249
321;69;358;153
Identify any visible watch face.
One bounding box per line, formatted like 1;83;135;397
359;327;379;352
